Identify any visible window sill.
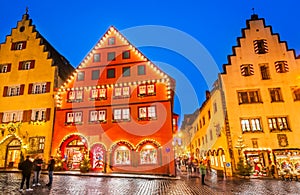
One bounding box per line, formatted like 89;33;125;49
270;129;291;133
112;119;131;123
88;120;107;124
242;131;264;134
67;99;83;103
64;122;83;126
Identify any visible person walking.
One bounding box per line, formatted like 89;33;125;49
199;161;207;185
19;155;34;192
32;155;43;187
46;156;55;187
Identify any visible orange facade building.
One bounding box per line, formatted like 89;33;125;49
52;26;176;176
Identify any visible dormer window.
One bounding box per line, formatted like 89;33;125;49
254;39;268;54
108;37;116;45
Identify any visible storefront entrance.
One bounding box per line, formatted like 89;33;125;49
6;139;21;168
244;149;271;176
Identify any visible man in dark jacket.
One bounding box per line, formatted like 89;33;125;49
19;155;34;192
32;155;43;186
46;156;55;187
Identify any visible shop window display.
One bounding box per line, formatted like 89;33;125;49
114;146;130;165
140;145;157;164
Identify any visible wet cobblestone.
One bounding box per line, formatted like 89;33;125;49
1;172;300;194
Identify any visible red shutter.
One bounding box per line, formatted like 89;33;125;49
20;84;25;95
46;82;51;92
22;110;28;122
46;108;51;121
3;86;8;97
23;110;32;122
28;84;33;94
0;113;3;122
11;43;15;50
30;60;35;69
18;61;23;70
7;64;11;72
22;41;27;49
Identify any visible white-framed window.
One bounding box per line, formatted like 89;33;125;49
89;110;106;122
114;146;130;165
89;88;107;100
67;90;84;102
269;88;283;102
138;84;156;97
113;108;130;122
31;109;46;121
268;117;289;132
32;83;47;94
241;118;262;133
140;145;157;164
2;111;23;122
114;86;130;98
0;64;9;73
8;86;21;96
138;106;157;120
66;112;83;124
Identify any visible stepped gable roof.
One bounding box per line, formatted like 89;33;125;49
5;12;74;81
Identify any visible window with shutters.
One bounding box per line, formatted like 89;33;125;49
19;60;35;70
259;63;270;80
67;90;84;103
113;86;130;98
31;109;47;121
237;90;261;104
268;116;290;132
2;111;23;122
0;64;11;73
269;88;283;102
240;118;263;133
138;106;157;121
65;111;83;125
138;84;156;97
240;64;254;76
89;88;107;100
31;83;47;94
113;108;130;122
27;136;45;154
89;110;106;123
11;41;26;50
275;61;289;73
253;39;268;54
8;86;20;96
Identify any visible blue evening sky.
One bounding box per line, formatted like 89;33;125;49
1;1;299;126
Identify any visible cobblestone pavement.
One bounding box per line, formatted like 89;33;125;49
1;172;300;195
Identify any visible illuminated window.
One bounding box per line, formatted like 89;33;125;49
113;86;130;98
32;83;47;94
66;112;83;124
140;145;157;164
31;109;46;121
89;110;106;122
138;106;157;120
11;41;26;50
240;118;262;133
0;64;11;73
114;146;130;165
268;117;289;132
19;60;35;70
138;84;156;97
2;111;23;122
67;90;84;102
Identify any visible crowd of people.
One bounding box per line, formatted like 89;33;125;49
18;155;55;192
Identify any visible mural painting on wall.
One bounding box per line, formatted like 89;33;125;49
277;134;288;147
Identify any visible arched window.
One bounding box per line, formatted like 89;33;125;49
114;146;130;165
140;144;157;164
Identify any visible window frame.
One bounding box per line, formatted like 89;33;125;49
269;88;283;102
107;68;115;78
237;90;262;104
113;108;130;122
240;118;263;133
137;65;146;75
138;106;157;121
268;116;290;132
107;52;116;61
65;111;83;125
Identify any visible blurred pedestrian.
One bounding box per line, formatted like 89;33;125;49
19;155;34;192
32;155;43;186
199;161;206;185
46;156;55;187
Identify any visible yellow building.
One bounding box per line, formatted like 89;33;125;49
0;12;74;168
220;14;300;176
